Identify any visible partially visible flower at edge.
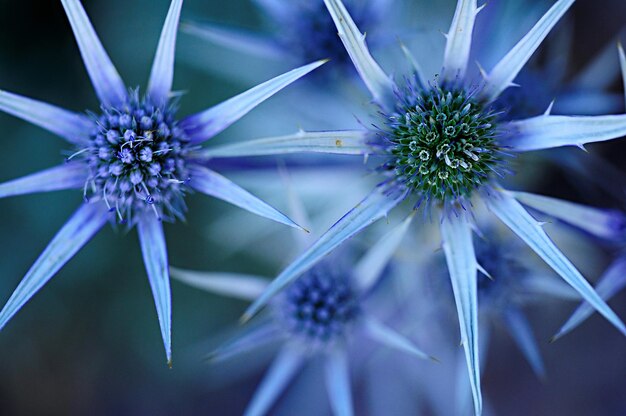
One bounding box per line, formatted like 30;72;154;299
171;211;435;416
510;189;626;341
178;0;407;133
453;229;583;414
476;0;626;118
181;0;392;83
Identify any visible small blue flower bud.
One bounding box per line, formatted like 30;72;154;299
140;116;153;130
109;161;124;176
124;130;136;142
118;148;134;164
146;177;159;188
118;179;132;193
94;134;106;146
130;170;143;185
98;147;111;160
119;114;132;129
139;147;153;163
148;162;161;175
158;122;170;137
106;130;120;144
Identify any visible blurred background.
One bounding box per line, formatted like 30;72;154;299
0;0;624;414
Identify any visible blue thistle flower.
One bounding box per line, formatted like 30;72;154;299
0;0;327;365
219;1;626;414
179;0;399;133
278;263;360;345
182;0;388;81
171;223;434;416
257;0;379;70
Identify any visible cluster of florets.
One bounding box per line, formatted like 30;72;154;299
381;79;506;205
80;91;192;224
279;264;360;344
279;0;374;68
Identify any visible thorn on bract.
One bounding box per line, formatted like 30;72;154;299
239;313;252;325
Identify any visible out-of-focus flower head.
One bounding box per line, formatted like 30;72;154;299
183;0;393;81
453;228;584;413
253;0;388;73
172;208;435;416
511;179;626;342
475;0;625;119
179;0;414;132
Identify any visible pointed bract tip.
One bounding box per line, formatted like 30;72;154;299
475;61;488;79
429;355;441;364
239;312;253;325
289;222;309;233
180;20;194;32
167;359;173;369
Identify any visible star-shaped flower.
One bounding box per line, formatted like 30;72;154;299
217;1;626;413
0;0;325;365
172;213;433;416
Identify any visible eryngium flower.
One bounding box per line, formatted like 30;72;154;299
172;224;434;416
183;0;389;81
253;0;380;69
223;1;626;414
0;0;325;365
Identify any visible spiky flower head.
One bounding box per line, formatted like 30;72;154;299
380;77;507;207
239;1;626;415
276;0;377;70
0;0;326;366
81;90;192;224
278;263;359;345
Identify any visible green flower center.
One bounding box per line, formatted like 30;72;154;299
387;86;502;203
